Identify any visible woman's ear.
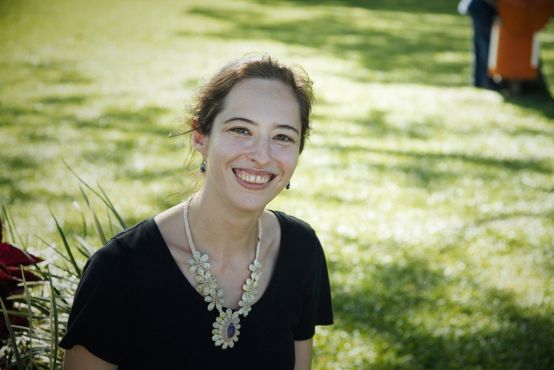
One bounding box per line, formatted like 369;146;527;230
192;127;208;156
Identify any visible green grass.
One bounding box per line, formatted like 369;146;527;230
1;0;554;368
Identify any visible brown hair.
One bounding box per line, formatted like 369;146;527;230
190;56;314;152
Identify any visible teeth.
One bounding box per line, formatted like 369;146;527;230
236;170;271;184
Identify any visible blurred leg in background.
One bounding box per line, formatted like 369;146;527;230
464;0;499;89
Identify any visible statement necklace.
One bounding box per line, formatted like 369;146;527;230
183;197;263;349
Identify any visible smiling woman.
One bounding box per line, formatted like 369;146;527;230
195;78;302;212
60;56;333;370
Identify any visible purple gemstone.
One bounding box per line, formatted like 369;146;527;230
226;323;236;338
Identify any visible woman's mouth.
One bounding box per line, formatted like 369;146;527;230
233;169;275;186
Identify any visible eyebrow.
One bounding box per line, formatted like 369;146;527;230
223;117;300;135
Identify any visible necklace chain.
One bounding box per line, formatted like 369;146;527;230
183;196;263;349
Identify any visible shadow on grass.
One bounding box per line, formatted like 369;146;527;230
320;142;553;175
179;5;469;86
350;109;443;141
354;108;554;140
38;94;90;106
0;96;176;204
66;105;172;137
258;0;457;15
0;103;32;127
180;2;554;118
504;91;554;120
330;254;554;369
313;137;552;190
440;209;554;275
375;147;552;174
0;60;94;86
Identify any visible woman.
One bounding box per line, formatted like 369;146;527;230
61;56;333;370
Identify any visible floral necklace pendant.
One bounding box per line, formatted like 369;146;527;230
184;197;263;349
213;309;241;347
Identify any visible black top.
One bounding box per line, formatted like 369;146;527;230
60;211;333;370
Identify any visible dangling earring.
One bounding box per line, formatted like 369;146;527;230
286;182;291;190
200;159;206;173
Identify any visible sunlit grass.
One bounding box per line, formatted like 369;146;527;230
1;0;553;368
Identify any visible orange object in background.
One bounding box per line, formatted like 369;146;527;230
488;0;553;81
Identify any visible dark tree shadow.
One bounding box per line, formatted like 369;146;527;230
318;143;552;175
329;252;554;369
179;5;469;87
503;89;554;120
255;0;457;15
179;2;554;118
0;87;176;205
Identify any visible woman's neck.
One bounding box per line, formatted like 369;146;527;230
187;189;263;263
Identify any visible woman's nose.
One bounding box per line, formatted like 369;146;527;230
249;136;271;165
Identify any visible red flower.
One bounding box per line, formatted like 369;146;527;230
0;218;43;287
0;217;44;339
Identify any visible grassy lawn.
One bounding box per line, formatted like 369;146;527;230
1;0;553;368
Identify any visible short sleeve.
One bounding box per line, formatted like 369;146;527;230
59;240;130;364
293;236;333;340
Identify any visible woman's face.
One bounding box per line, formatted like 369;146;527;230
193;78;301;212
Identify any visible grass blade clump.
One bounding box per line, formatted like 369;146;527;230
0;174;127;369
50;211;81;279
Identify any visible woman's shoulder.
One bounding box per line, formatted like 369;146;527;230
88;218;159;267
271;210;318;239
269;211;329;290
270;210;324;260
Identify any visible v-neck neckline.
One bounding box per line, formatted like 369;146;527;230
148;210;287;311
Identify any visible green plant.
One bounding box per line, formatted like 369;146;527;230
0;175;127;370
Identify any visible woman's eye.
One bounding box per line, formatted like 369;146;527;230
230;127;250;135
274;134;295;143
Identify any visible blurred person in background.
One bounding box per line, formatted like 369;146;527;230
459;0;553;96
458;0;500;89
